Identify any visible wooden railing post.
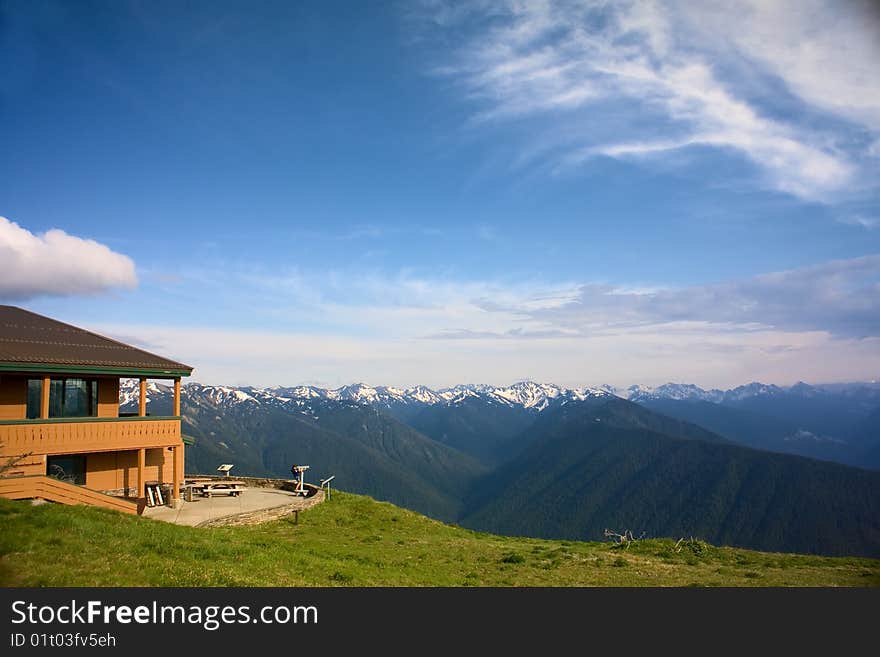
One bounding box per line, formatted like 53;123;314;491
172;445;180;506
173;378;181;416
137;448;145;499
138;378;147;417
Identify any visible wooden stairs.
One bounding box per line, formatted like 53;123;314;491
0;475;140;515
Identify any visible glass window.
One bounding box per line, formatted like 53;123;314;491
48;379;64;417
47;455;86;485
61;378;95;417
25;378;98;418
26;379;41;419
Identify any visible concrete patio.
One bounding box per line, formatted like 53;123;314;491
143;486;322;527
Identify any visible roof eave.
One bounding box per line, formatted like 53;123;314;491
0;362;193;378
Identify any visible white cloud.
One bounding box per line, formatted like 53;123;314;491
712;0;880;132
0;216;138;300
424;0;878;201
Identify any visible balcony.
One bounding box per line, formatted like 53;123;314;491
0;416;182;456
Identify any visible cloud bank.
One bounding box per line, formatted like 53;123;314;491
89;253;880;388
0;216;138;300
511;255;880;340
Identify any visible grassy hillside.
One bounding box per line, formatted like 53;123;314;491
0;495;877;587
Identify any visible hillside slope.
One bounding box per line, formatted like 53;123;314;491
407;395;535;465
0;496;877;587
462;401;880;557
636;398;873;467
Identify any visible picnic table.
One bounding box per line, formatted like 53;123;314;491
187;479;248;498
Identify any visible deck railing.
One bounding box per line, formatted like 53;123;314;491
0;416;182;456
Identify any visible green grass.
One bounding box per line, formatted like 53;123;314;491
0;493;878;587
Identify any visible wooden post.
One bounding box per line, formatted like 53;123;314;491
137;448;145;499
40;376;50;419
138;377;147;417
172;446;180;504
173;378;181;416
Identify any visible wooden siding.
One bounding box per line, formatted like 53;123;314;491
0;475;139;514
2;452;46;478
97;377;120;417
0;375;27;419
85;447;177;491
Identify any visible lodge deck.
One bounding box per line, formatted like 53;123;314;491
143;484;321;526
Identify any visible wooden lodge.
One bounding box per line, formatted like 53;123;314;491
0;305;193;514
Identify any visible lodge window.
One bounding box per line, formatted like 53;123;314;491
47;454;86;485
26;378;98;419
26;380;40;419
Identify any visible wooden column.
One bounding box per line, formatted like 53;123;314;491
40;376;50;419
172;446;180;503
173;378;181;416
137;448;145;499
138;377;147;417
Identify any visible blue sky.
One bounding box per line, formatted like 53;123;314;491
1;0;879;388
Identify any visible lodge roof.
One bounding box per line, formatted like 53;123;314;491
0;305;193;377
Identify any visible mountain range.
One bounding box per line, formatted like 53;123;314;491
120;378;880;556
122;378;880;468
123;377;880;418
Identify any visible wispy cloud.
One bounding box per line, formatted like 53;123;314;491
275;223;444;242
420;0;880;201
0;216;138;300
170;260;582;342
169;251;880;346
424;327;579;340
508;255;880;340
837;215;879;230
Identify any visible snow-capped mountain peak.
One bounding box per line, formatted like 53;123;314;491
406;385;444;404
279;385;326;400
195;384;260;406
330;383;380;402
626;382;723;403
118;378;172;407
490;381;566;410
724;382;784;402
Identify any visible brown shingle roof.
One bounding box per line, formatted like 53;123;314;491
0;306;193;376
